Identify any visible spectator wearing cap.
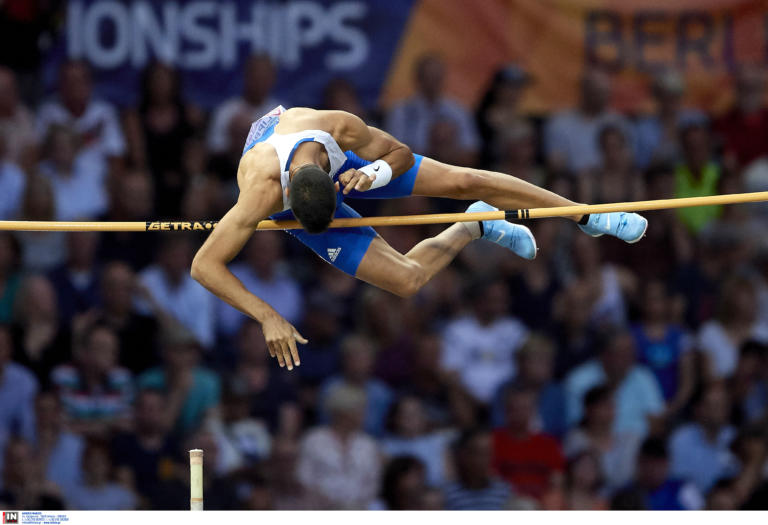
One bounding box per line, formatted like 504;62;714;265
36;60;125;182
544;67;632;175
296;384;381;509
669;382;738;493
318;334;392;437
613;437;703;510
492;334;568;438
385;54;479;167
136;325;221;436
564;328;665;437
634;70;707;169
440;278;528;404
475;64;532;168
50;322;133;436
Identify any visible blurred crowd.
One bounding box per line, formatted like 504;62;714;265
1;24;768;510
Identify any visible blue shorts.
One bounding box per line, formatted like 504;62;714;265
271;152;423;275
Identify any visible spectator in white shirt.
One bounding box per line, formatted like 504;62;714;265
385;54;479;166
0;66;35;169
139;237;215;348
441;278;529;404
36;60;125;182
216;231;302;338
297;384;381;509
544;67;631;175
38;124;108;221
207;55;281;154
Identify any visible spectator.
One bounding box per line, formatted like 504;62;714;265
443;428;515;510
48;232;101;324
124;62;199;217
0;66;35;168
0;233;22;323
207;54;280;154
492;385;565;501
38;124;108;221
0;437;65;509
563;385;642;492
216;232;303;339
14;174;66;272
137;325;220;436
139;236;215;348
111;389;181;505
385;54;479;166
730;342;768;426
0;324;37;456
97;170;157;270
475;64;531;168
380;395;454;486
579;124;644;205
551;282;600;378
33;391;84;490
297;384;381;509
492;334;568;438
490;118;545;187
11;275;71;384
266;439;315;510
675;121;722;233
714;65;768;170
441;278;528;404
630;279;696;415
669;382;738;493
0;132;26;221
231;321;300;438
564;328;665;436
63;438;137;510
634;70;706;169
295;291;344;386
377;455;429;510
550;451;607;510
92;262;160;374
544;67;631;175
318;334;392;437
36;60;125;179
697;275;768;380
322;78;369;121
50;322;133;435
614;437;703;510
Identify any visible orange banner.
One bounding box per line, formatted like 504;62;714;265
381;0;768;115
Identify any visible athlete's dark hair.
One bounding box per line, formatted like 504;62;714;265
288;164;336;234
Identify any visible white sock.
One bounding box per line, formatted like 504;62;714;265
461;221;482;240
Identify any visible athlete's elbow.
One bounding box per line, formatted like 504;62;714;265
190;255;211;286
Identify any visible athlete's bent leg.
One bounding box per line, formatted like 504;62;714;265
355;226;474;298
411;156;582;220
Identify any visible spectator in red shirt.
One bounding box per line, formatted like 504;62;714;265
492;384;565;501
714;65;768;171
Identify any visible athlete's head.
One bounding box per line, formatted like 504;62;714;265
288;164;336;234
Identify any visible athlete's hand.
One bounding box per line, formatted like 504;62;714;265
338;168;375;194
260;313;308;370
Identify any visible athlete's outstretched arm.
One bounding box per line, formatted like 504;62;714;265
332;112;414;194
190;186;307;370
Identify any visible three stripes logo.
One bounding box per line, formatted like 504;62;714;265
2;512;18;524
326;247;342;262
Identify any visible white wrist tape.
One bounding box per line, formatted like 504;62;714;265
359;160;393;189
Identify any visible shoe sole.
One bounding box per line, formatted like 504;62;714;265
625;218;649;244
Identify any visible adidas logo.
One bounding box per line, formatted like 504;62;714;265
327;247;342;262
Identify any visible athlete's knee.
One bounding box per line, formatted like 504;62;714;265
391;261;426;298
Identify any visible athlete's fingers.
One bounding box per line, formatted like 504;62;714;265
334;181;340;192
272;343;286;367
267;342;275;358
288;337;301;367
343;172;365;194
355;174;373;191
338;169;355;186
279;339;294;370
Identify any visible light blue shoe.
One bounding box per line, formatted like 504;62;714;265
578;212;648;244
467;201;537;260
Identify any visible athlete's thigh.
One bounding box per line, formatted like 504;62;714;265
354;236;416;296
410;155;467;199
